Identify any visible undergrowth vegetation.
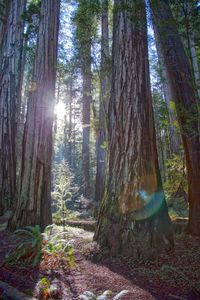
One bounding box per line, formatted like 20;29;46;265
5;224;75;269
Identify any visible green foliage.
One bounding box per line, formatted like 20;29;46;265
39;277;50;290
38;277;51;299
5;225;42;266
163;152;187;200
170;0;200;96
152;91;170;131
73;0;100;63
43;225;75;269
100;140;108;149
23;0;41;22
0;1;7;22
52;162;79;226
6;224;75;269
22;0;41;42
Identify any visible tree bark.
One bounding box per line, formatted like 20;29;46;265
153;25;181;154
8;0;60;230
0;0;26;215
188;32;200;100
74;1;97;198
81;42;92;198
150;0;200;236
94;0;173;257
95;0;110;205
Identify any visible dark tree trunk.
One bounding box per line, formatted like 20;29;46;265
189;32;200;99
82;43;92;198
182;1;200;100
150;0;200;236
8;0;60;230
74;1;95;198
95;0;110;205
0;0;26;215
94;0;173;257
154;26;181;154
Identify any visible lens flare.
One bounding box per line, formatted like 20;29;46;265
132;190;165;221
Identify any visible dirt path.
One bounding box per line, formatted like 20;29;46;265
0;219;200;299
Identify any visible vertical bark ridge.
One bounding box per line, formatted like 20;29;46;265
150;0;200;236
95;0;173;257
0;0;26;215
8;0;60;230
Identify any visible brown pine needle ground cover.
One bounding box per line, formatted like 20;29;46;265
0;218;200;300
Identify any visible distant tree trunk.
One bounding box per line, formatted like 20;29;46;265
8;0;60;230
63;77;73;168
82;42;92;198
74;0;99;198
95;0;110;205
0;0;26;215
153;26;181;154
94;0;173;256
150;0;200;236
183;1;200;100
188;33;200;99
68;78;73;167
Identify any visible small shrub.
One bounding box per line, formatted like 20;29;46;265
43;225;75;268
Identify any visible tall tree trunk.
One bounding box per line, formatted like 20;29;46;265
68;78;73;168
94;0;173;257
153;26;181;154
82;43;92;198
0;0;26;215
150;0;200;236
188;33;200;100
74;0;98;198
183;1;200;100
95;0;110;205
8;0;60;230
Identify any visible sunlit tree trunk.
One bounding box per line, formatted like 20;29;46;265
0;0;26;215
95;0;110;205
150;0;200;236
94;0;173;256
68;78;73;168
8;0;60;230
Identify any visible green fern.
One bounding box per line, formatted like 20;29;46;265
5;225;42;266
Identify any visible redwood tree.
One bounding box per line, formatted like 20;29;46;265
94;0;173;256
95;0;110;204
0;0;26;215
150;0;200;236
153;25;181;154
74;0;100;198
74;1;92;198
8;0;60;230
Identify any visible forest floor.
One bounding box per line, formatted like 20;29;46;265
0;216;200;300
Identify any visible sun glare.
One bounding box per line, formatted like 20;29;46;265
54;102;66;120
